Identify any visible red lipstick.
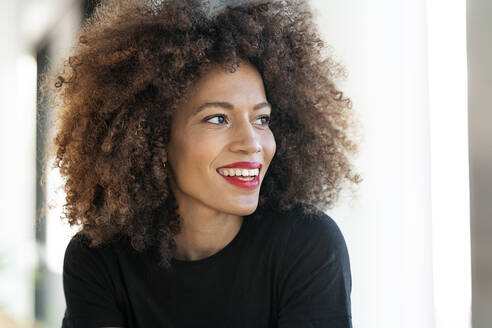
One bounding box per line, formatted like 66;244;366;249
217;161;262;169
217;161;262;190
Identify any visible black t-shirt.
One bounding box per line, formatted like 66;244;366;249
61;203;352;328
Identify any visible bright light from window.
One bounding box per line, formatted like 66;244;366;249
45;163;79;275
427;1;471;328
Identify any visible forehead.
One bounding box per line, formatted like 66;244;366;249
186;61;266;103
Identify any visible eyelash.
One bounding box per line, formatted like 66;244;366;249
204;114;271;126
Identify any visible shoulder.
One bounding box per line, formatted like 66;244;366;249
274;202;352;292
63;232;123;276
276;204;352;327
62;234;127;326
65;233;105;260
64;233;95;265
65;232;127;255
63;233;124;305
275;202;347;250
274;203;353;324
260;202;350;269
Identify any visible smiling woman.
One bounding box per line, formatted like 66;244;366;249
40;0;362;327
166;61;276;260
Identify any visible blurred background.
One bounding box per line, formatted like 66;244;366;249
0;0;490;327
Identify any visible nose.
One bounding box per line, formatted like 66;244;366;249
229;116;262;154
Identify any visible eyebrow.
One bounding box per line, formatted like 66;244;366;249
194;101;271;115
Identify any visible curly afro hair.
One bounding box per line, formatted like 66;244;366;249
41;0;362;268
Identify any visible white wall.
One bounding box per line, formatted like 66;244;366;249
0;0;37;320
310;0;470;327
0;0;80;323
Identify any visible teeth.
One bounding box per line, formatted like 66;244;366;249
236;176;255;181
218;168;259;177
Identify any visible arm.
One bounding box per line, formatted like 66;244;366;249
62;234;126;328
277;209;352;328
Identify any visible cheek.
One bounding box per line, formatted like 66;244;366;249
259;134;276;182
174;133;220;173
264;131;276;163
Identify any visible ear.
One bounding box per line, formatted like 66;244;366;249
161;147;167;163
164;147;167;157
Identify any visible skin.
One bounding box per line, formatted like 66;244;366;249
166;60;276;261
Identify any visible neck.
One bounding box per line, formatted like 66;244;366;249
172;205;243;261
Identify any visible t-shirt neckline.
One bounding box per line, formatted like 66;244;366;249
170;216;249;268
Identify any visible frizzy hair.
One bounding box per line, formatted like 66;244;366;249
40;0;362;269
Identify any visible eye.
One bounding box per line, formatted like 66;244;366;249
254;115;271;126
205;114;228;125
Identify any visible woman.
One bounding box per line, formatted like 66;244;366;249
43;0;362;326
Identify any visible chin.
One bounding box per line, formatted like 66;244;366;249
242;205;258;216
223;200;258;216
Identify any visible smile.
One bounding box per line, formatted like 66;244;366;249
217;171;260;189
216;162;262;189
217;168;259;177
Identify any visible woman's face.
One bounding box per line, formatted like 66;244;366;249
167;61;276;216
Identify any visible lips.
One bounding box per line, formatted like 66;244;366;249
219;173;260;189
216;161;262;170
216;161;262;190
